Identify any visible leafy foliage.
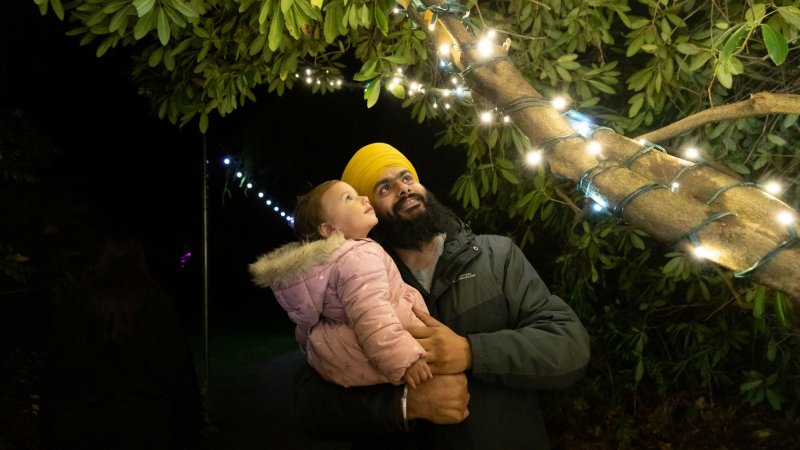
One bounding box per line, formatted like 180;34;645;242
33;0;800;444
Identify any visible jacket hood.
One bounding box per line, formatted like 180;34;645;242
249;233;348;287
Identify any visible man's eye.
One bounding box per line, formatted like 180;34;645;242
403;175;413;183
346;194;353;201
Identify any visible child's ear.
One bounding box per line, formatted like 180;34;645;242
318;222;336;238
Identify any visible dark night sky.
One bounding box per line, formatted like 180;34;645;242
2;0;463;331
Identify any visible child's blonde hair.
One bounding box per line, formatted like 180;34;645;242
292;180;339;242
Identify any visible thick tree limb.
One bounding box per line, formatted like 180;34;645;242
636;92;800;144
408;0;800;300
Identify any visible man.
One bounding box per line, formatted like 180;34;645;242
293;142;590;449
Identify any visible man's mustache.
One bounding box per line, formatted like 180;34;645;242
393;194;427;214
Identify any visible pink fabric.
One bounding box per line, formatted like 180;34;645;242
272;239;428;387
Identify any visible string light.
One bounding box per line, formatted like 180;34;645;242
693;246;720;260
777;211;794;225
480;111;493;123
525;150;543;166
587;141;602;155
551;97;568;111
764;181;782;195
684;147;700;160
222;156;294;227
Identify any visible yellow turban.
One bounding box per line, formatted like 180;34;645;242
341;143;419;202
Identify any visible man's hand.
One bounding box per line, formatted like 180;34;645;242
407;306;472;374
403;358;433;389
406;373;469;424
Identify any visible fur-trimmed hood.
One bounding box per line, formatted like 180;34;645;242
249;233;350;288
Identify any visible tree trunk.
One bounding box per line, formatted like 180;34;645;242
407;1;800;299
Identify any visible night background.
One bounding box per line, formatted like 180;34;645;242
1;0;462;447
4;0;799;448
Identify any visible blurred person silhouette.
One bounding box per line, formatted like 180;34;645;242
41;229;204;450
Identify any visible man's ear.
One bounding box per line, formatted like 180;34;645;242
318;222;336;239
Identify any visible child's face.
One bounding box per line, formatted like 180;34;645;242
320;181;378;239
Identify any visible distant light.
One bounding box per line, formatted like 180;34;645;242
236;171;243;178
223;158;231;165
280;212;286;217
316;79;321;84
396;68;403;74
258;192;264;198
480;111;493;123
525;151;543;166
336;80;342;86
266;200;272;205
246;183;253;189
551;97;567;111
433;102;438;109
444;103;451;109
273;206;279;212
685;147;700;159
329;81;334;85
306;77;313;84
765;181;782;195
587;141;602;155
503;115;511;123
305;68;312;75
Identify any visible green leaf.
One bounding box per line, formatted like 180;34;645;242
387;83;405;99
767;133;787;146
715;65;733;89
774;292;789;327
250;33;267;55
133;11;155;39
199;111;209;133
766;388;783;410
281;0;292;14
740;379;763;392
133;0;156;17
675;42;700;55
167;0;199;18
634;359;644;382
374;4;388;35
268;11;284;51
366;79;381;108
630;233;645;250
721;26;747;60
157;7;170;45
50;0;65;20
778;6;800;29
311;0;323;8
258;0;272;25
148;47;163;66
761;24;788;65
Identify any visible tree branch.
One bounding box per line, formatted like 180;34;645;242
635;92;800;144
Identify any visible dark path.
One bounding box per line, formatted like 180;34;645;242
196;329;349;450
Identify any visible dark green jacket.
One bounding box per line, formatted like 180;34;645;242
294;223;590;449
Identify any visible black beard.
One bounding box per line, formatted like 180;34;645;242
370;192;458;250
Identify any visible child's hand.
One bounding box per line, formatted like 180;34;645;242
403;358;433;389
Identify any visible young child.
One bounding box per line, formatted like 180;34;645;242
249;180;432;388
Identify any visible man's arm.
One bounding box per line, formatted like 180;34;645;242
467;236;591;390
292;363;470;440
293;362;405;440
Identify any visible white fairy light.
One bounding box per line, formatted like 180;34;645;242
280;211;286;217
551;97;568;111
777;211;795;225
487;29;496;39
223;158;231;165
693;246;719;260
439;43;451;56
258;192;264;198
451;77;459;85
480;111;493;123
246;183;253;189
575;121;592;136
685;147;700;159
336;79;342;86
587;141;602;155
444;103;451;109
765;181;782;195
266;200;272;205
671;182;680;192
593;203;604;212
503;115;511;123
236;171;243;178
273;206;279;212
305;68;312;75
525;150;543;166
477;37;493;57
305;77;313;84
